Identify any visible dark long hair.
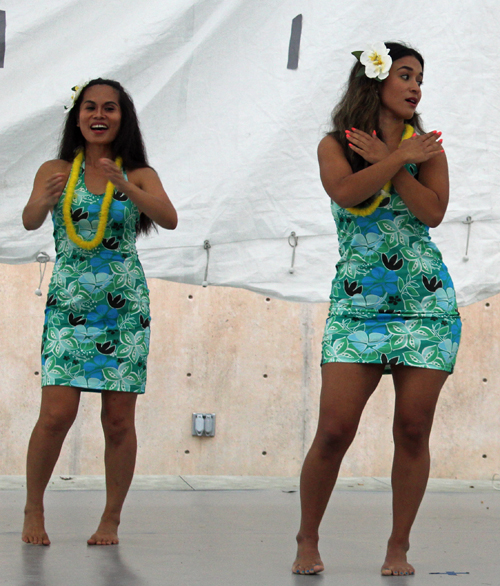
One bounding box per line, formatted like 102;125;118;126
330;42;425;175
59;78;155;236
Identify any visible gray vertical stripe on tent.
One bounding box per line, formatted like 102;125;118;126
0;12;5;68
287;14;302;70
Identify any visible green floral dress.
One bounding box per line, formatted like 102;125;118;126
41;162;151;393
322;163;461;373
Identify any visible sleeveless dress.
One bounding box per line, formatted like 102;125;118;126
322;162;461;373
41;161;151;393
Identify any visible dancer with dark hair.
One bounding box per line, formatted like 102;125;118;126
292;43;461;576
22;79;177;545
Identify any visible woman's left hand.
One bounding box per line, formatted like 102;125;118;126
97;160;178;230
99;158;129;192
346;128;389;164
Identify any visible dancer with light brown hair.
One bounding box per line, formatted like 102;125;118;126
292;42;461;576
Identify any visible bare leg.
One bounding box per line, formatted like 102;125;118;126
293;363;384;574
22;386;81;545
88;391;138;545
381;365;448;576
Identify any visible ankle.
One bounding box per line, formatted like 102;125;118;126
296;533;319;546
100;512;121;525
387;538;410;552
24;504;44;516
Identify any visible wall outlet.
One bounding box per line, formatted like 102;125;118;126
192;413;216;437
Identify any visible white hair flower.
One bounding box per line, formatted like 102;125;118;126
352;43;392;82
64;80;90;112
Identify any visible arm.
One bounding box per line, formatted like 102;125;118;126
99;159;178;230
391;152;449;228
337;129;447;226
318;135;407;208
22;160;70;230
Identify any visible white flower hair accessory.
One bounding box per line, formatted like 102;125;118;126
64;80;90;112
352;42;392;82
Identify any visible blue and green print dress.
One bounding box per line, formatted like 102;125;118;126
322;163;461;373
41;162;151;393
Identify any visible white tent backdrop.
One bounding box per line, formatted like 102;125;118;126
1;0;498;305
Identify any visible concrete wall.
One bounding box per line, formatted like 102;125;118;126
1;263;499;479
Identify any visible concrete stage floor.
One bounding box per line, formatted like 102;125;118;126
1;476;499;586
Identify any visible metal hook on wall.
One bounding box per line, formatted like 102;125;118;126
462;216;473;261
288;231;298;274
35;251;50;296
202;240;211;287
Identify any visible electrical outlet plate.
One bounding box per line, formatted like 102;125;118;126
192;413;216;437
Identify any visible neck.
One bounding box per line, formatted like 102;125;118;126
379;109;406;146
83;143;114;166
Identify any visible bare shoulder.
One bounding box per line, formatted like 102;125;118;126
318;134;352;179
127;166;166;194
418;150;449;182
127;166;160;185
36;159;72;178
127;166;158;179
317;134;346;163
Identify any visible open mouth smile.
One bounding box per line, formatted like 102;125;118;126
90;124;109;132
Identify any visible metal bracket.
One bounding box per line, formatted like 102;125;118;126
288;231;298;274
192;413;216;437
202;240;211;287
35;251;51;296
36;252;50;264
462;216;473;261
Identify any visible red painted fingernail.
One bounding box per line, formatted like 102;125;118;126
438;139;443;143
441;149;444;153
352;127;356;130
348;143;353;147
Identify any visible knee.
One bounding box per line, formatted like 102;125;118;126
101;412;135;444
315;422;356;457
394;417;431;455
38;407;77;436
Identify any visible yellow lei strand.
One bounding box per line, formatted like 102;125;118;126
63;150;123;250
347;124;414;216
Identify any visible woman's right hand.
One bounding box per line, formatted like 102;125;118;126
23;160;71;230
346;128;390;164
398;131;443;164
43;173;66;207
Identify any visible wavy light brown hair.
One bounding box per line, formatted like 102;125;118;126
329;42;425;175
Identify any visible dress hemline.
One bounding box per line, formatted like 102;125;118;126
320;357;454;375
41;380;145;394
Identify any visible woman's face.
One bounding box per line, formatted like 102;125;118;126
77;84;122;146
379;56;423;120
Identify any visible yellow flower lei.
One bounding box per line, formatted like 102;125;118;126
347;124;414;216
62;150;123;250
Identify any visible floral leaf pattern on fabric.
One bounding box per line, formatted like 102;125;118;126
322;165;461;373
41;163;150;393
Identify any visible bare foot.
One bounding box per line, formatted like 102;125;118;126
22;509;50;546
381;542;414;576
292;535;325;575
87;518;120;546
